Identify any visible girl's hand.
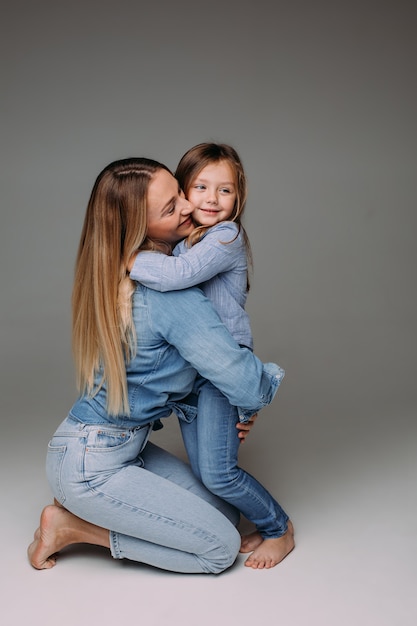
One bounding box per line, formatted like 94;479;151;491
236;413;258;443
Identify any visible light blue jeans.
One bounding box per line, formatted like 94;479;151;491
46;415;241;574
180;381;289;539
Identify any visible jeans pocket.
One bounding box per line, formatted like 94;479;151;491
46;442;67;504
84;424;151;480
86;427;134;451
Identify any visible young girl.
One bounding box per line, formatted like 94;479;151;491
129;143;294;568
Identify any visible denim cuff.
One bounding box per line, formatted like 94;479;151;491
238;364;285;423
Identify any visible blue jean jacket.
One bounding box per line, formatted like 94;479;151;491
70;285;284;427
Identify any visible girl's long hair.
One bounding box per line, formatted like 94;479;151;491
72;157;170;416
175;143;252;288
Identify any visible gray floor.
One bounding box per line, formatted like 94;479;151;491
2;394;416;626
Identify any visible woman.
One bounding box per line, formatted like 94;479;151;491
28;158;294;574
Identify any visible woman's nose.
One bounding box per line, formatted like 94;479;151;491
180;197;193;215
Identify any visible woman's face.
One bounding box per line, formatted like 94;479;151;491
147;169;194;244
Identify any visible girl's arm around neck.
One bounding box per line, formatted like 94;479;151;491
130;222;245;291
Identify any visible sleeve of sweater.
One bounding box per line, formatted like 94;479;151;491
129;223;243;291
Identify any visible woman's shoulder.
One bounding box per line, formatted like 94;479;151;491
133;284;214;338
136;282;206;305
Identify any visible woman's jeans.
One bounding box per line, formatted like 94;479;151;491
179;381;289;539
46;415;241;574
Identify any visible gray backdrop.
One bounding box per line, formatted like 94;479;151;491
1;0;416;509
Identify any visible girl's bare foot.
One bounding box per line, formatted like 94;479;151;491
244;520;295;569
27;504;110;570
240;530;263;553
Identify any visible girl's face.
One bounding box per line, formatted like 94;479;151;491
147;168;194;244
187;160;237;227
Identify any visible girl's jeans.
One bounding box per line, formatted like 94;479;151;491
46;415;241;574
179;381;289;539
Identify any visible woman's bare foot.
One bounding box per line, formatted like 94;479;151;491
28;505;73;569
27;504;110;570
244;520;295;569
240;530;263;553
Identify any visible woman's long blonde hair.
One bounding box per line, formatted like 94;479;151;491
175;143;252;288
72;158;170;416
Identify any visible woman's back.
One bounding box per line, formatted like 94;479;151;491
70;284;280;428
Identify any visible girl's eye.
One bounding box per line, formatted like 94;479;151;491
220;188;231;194
194;184;206;190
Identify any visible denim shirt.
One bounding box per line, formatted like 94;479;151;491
70;285;283;427
130;222;253;349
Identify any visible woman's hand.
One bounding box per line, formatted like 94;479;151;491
236;413;258;443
